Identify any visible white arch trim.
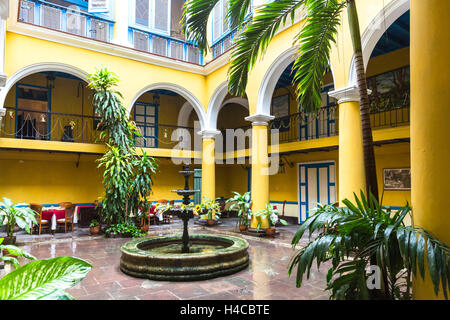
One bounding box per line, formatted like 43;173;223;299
348;0;410;86
128;82;207;130
205;82;249;131
0;62;89;108
177;101;193;128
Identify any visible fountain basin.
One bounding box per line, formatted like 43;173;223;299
120;234;249;281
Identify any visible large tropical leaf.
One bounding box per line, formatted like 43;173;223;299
293;0;346;112
228;0;305;96
0;257;92;300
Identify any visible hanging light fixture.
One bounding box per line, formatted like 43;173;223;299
153;93;160;105
46;73;55;89
39;113;46;123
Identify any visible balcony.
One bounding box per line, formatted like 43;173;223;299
0;107;196;150
129;27;202;65
18;0;114;43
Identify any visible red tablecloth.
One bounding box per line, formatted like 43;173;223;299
41;209;65;221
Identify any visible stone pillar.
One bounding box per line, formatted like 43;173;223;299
245;114;274;230
329;86;366;203
112;0;130;46
200;130;220;207
411;0;450;300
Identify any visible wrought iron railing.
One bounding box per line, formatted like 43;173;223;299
129;27;202;64
369;88;410;129
0;108;196;150
18;0;114;42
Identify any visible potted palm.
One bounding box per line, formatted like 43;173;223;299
226;192;252;232
254;204;288;237
89;219;101;235
0;198;37;245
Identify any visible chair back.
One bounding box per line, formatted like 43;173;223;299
59;202;73;209
30;203;43;219
64;203;76;219
158;199;168;205
281;200;286;217
169;200;175;206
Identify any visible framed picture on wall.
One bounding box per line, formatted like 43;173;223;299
271;94;290;132
383;168;411;190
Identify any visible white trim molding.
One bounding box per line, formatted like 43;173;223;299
199;129;221;140
328;86;372;104
245;114;274;126
348;0;410;86
0;62;89;108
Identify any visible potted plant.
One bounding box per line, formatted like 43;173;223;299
226;192;252;232
89;219;101;235
0;198;37;245
200;198;221;226
253;204;288;237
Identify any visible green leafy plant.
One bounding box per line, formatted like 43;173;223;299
253;203;288;230
105;220;144;238
288;192;450;300
0;197;37;240
88;67;159;226
0;238;92;300
226;191;252;226
89;219;99;228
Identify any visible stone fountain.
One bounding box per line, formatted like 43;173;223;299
120;165;249;281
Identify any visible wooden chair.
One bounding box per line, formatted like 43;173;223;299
56;203;76;233
158;199;173;224
147;206;158;225
58;202;73;209
30;203;50;235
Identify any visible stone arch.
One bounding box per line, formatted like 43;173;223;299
348;0;410;86
0;62;89;108
128;82;207;130
205;82;249;131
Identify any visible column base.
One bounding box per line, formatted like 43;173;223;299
241;228;279;237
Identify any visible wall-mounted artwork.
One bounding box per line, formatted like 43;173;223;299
383;168;411;190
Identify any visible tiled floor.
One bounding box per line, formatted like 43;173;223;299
2;218;331;300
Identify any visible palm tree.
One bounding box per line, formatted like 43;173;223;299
183;0;378;200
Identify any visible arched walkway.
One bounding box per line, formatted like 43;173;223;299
128;83;207;131
0;62;89;108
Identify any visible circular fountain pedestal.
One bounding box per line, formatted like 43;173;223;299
120;234;249;281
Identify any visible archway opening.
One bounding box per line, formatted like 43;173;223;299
1;71;96;143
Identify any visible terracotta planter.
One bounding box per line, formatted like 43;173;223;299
206;219;215;226
265;227;276;237
239;224;248;232
90;225;101;236
140;224;149;233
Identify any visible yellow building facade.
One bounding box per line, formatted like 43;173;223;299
0;0;447;299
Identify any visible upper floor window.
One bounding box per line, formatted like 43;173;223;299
212;0;229;42
134;0;170;34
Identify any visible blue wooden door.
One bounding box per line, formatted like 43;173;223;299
298;162;336;223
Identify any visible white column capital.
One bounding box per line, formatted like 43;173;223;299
328;85;372;104
198;129;221;139
245;114;275;126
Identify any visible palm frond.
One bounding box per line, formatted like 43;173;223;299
292;0;346;113
228;0;305;96
182;0;221;52
228;0;253;30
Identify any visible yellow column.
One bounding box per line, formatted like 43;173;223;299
245;114;274;230
200;130;219;218
329;87;366;203
411;0;450;300
112;0;129;46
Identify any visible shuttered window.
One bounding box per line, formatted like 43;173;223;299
19;0;35;24
135;0;150;26
222;0;229;34
67;12;86;36
212;0;230;42
133;30;150;51
152;35;167;56
154;0;169;32
90;19;108;42
171;41;184;60
187;46;200;64
41;5;61;30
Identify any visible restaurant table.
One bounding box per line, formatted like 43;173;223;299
41;208;78;231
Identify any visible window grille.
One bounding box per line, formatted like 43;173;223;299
171;41;184;60
67;12;86;36
135;0;149;26
90;19;108;41
19;0;35;24
154;0;169;32
41;5;61;30
187;46;200;64
152;35;167;56
133;30;149;51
